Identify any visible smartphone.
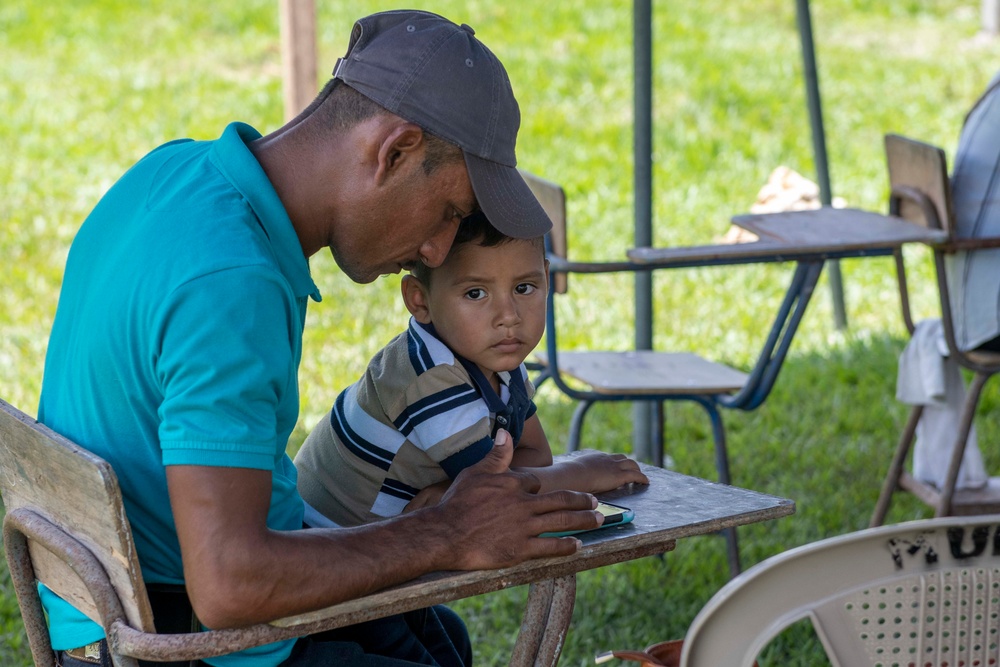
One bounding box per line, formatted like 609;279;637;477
540;501;635;538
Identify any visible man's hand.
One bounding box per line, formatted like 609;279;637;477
427;430;604;571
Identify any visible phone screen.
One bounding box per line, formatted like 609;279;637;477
596;501;632;525
540;501;634;537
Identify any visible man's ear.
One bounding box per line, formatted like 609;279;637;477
401;274;432;323
375;122;425;186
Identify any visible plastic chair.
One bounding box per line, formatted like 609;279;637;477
679;514;1000;667
871;134;1000;527
521;171;826;576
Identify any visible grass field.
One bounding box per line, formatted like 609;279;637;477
3;1;1000;665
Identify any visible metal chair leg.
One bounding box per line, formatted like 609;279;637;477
510;575;577;667
533;575;577;667
567;400;596;452
870;405;923;528
653;401;665;468
690;398;740;577
936;371;989;517
709;407;740;577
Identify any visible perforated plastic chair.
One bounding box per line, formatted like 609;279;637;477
679;515;1000;667
871;134;1000;526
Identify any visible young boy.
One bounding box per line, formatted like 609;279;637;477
295;211;647;528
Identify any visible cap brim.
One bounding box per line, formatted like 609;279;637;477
464;152;552;238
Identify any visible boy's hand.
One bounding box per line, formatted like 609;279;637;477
403;479;452;513
556;451;649;494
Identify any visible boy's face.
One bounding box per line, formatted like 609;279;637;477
407;239;548;377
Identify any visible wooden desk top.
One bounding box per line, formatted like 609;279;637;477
627;208;949;266
733;208;949;249
271;460;793;629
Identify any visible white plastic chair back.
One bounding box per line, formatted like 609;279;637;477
681;515;1000;667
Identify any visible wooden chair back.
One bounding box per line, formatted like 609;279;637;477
884;133;955;237
0;399;155;634
520;170;569;294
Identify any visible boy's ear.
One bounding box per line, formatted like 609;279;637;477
401;274;432;323
375;122;425;186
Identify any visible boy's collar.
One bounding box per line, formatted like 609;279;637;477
413;319;509;411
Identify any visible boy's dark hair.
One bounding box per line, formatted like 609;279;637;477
409;211;545;285
409;210;538;284
409;211;505;284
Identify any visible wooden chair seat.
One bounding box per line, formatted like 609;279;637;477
537;351;748;396
898;473;1000;516
964;348;1000;367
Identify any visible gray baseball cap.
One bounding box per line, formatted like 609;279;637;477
332;9;551;238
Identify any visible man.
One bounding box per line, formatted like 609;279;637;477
38;10;604;667
948;69;1000;353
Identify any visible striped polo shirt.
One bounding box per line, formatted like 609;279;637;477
295;318;536;527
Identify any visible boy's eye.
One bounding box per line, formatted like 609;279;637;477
515;283;536;295
465;288;485;300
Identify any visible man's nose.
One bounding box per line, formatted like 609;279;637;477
418;224;460;268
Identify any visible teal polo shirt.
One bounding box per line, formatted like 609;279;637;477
38;122;321;667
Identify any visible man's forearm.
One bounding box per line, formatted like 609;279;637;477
167;437;602;629
168;466;456;628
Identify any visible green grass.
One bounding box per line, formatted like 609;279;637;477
3;1;1000;665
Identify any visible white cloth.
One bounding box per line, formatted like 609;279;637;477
896;319;988;490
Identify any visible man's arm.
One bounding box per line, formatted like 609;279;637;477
168;430;602;629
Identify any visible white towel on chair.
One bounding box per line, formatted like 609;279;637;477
896;319;988;490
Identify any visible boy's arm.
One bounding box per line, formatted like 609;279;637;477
511;417;650;494
519;450;650;494
509;414;553;468
407;415;553;512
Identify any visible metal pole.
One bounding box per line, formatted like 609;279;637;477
632;0;655;462
795;0;848;330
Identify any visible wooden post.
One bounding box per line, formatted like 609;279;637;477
280;0;317;121
984;0;1000;36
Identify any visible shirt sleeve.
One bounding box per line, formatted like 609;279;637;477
521;364;538;420
155;266;299;470
392;361;493;479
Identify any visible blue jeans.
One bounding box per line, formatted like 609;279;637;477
57;606;472;667
280;606;473;667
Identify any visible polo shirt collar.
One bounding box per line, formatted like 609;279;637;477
417;321;508;413
210;122;322;303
